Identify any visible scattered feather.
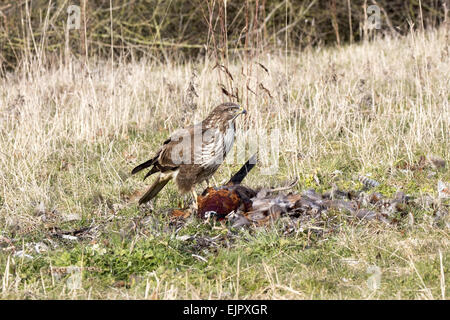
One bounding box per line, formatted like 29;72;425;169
427;154;446;169
176;235;193;241
62;235;78;241
192;254;208;263
14;250;33;259
358;175;380;189
437;181;450;199
34;242;49;254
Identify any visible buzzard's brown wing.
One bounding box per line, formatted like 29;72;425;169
132;125;195;179
132;125;197;204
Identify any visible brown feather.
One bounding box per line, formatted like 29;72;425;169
139;176;171;204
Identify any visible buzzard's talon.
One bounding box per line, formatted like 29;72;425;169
191;190;199;210
203;211;213;224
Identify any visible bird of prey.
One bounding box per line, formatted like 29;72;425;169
131;102;246;205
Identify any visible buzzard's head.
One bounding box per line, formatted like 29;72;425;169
206;102;246;126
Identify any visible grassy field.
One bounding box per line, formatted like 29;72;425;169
0;27;448;299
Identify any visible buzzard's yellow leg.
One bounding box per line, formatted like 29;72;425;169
181;195;187;209
191;189;198;210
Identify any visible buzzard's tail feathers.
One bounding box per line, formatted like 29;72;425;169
132;157;156;175
138;177;170;205
227;153;257;185
143;166;159;181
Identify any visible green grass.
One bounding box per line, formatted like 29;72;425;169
1;129;448;299
0;27;449;299
2;214;447;299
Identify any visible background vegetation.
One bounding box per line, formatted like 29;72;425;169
0;0;449;71
0;0;448;299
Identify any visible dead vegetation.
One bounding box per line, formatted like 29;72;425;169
0;25;449;299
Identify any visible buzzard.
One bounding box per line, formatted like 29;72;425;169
131;102;246;205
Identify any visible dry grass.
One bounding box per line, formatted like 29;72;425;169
0;27;448;299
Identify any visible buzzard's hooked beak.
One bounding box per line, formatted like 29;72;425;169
233;106;246;120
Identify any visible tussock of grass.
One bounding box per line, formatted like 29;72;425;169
0;28;448;299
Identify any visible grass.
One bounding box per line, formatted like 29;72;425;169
0;26;449;299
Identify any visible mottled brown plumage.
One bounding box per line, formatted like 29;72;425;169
132;102;246;205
